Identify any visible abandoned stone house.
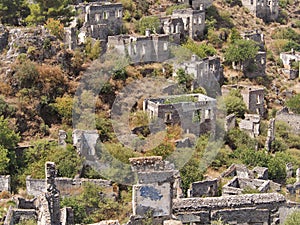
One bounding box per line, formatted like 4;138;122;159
276;107;300;134
107;33;173;64
143;93;216;136
241;29;265;51
241;0;279;22
171;9;205;41
222;84;265;117
173;54;224;91
239;113;260;138
280;50;300;80
65;1;123;49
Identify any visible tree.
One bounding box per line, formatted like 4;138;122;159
52;95;73;125
137;16;160;35
0;0;29;25
286;94;300;114
176;68;194;90
26;0;74;25
183;39;217;58
223;90;247;118
45;18;65;40
0;146;9;174
224;39;259;67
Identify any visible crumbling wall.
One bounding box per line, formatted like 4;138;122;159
0;175;11;192
4;206;37;225
173;193;286;224
188;178;219;197
276;107;300;134
26;176;114;197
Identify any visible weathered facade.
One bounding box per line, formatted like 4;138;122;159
241;0;279;22
143;93;216;135
280;50;300;80
276;107;300;134
173;55;224;89
172;9;205;40
239;114;260;138
222;84;265;117
107;33;172;64
188;178;219;197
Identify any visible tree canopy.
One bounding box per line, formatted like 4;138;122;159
286;94;300;114
0;0;29;25
25;0;74;25
224;39;259;65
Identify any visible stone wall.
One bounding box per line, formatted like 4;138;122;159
26;176;114;197
276;107;300;134
173;193;286;224
0;25;8;52
0;175;11;192
224;113;236;132
188;178;219;197
4;207;37;225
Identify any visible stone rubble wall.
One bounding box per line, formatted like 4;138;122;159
173;193;286;224
26;176;114;197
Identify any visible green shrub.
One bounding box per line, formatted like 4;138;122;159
166;4;188;15
284;210;300;225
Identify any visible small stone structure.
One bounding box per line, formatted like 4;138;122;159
72;129;99;160
173;193;286;224
252;166;268;180
107;33;172;64
286;163;294;179
221;164;251;178
188;178;219;197
58;130;67;147
280;50;300;80
222;84;265;117
130;156;178;219
224;113;236;132
241;0;279;22
222;176;270;195
143;93;216;136
239;114;260;138
0;175;11;192
276;107;300;134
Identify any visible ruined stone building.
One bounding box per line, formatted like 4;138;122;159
173;54;224;92
234;30;267;77
4;162;74;225
276;107;300;134
169;9;205;40
0;175;11;192
222;84;265;117
241;0;279;22
239;114;260;138
280;50;300;80
65;1;123;49
143;93;216;136
107;33;173;64
128;158;293;225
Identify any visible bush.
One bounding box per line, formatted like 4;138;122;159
45;18;65;40
183;39;217;58
136;16;160;35
285;210;300;225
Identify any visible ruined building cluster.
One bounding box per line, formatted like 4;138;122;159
5;158;300;225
